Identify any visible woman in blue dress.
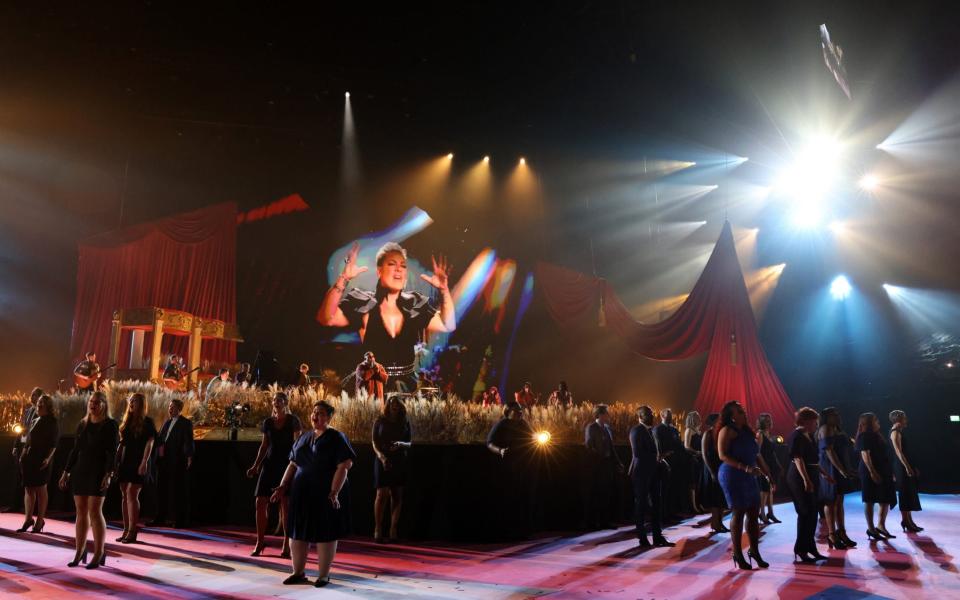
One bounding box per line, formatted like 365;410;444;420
272;401;356;588
717;401;774;570
817;407;856;549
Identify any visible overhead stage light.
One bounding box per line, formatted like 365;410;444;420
519;157;526;165
483;155;490;163
345;91;350;99
859;173;879;191
830;275;852;301
447;153;454;159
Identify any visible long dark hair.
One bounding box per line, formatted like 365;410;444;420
120;393;146;441
704;413;720;439
382;396;408;422
720;401;753;436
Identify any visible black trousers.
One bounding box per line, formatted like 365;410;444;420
156;459;189;526
632;471;663;538
787;463;819;553
583;459;618;528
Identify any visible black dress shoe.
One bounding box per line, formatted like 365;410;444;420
653;535;676;547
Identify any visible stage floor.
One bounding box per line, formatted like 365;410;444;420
1;494;958;599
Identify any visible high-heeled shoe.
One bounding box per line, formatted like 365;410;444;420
15;520;34;533
838;529;857;547
67;550;88;567
808;548;829;561
910;523;924;532
901;520;923;533
759;514;770;525
793;545;817;563
767;514;782;524
314;575;331;588
30;519;45;534
732;552;753;570
250;541;266;556
827;533;848;550
747;549;769;569
866;528;885;541
116;530;129;542
85;553;106;569
121;529;138;544
279;548;291;559
876;526;896;539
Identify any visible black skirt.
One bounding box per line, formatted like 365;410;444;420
373;453;409;488
255;459;287;497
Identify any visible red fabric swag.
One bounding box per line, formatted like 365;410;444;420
71;202;238;368
536;221;795;434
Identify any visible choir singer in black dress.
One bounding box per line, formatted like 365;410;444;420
116;393;157;543
372;396;413;543
629;405;674;548
857;412;898;540
59;391;119;569
273;401;356;588
247;392;302;556
17;394;59;534
785;407;830;563
889;410;923;533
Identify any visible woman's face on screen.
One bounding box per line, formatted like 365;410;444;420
377;252;408;292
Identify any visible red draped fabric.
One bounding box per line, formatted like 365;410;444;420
71;202;238;367
536;222;795;434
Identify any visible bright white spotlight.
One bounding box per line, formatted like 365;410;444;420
791;204;823;229
446;153;454;159
519;157;526;165
829;220;846;234
830;275;852;301
483;155;490;163
775;135;842;210
345;91;350;99
859;173;879;191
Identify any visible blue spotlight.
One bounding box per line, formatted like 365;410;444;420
830;275;852;301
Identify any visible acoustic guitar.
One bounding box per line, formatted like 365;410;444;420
162;366;202;391
74;363;117;390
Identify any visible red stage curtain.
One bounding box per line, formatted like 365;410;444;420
536;222;795;434
71;202;238;368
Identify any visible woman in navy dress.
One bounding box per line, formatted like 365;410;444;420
372;396;413;543
17;394;59;534
116;393;157;543
856;412;897;540
755;413;782;524
59;391;119;569
786;407;831;563
699;413;728;533
717;401;774;570
272;401;356;588
817;407;856;549
889;410;923;532
247;392;302;556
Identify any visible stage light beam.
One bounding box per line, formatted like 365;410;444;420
830;275;852;301
859;173;879;191
535;430;552;446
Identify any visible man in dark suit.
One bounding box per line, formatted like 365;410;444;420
152;398;195;528
583;404;622;529
629;405;674;548
652;408;684;519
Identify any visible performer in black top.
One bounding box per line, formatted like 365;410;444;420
116;393;157;543
889;410;923;533
16;394;59;534
755;413;782;524
487;402;536;538
236;362;253;385
372;396;413;543
74;352;101;392
700;413;729;533
297;363;311;390
153;399;195;528
653;408;685;518
583;404;623;529
857;412;897;540
162;355;184;380
683;411;705;514
317;241;456;394
247;392;302;557
59;391;119;569
786;407;830;563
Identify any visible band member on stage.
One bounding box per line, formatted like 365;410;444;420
162;355;184;381
153;399;195;528
629;405;674;548
317;241;456;394
297;363;311;390
247;392;302;557
584;404;622;529
372;396;413;543
74;352;101;392
17;394;59;534
205;368;231;397
356;352;388;402
236;362;253;385
889;410;923;533
718;401;772;570
59;391;119;569
481;385;502;406
514;381;537;409
116;393;157;543
273;401;356;588
548;381;574;407
857;412;897;540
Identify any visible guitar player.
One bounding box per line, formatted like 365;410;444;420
73;351;102;392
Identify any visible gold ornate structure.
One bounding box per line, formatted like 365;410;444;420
107;307;243;385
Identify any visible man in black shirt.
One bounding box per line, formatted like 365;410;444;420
584;404;623;529
73;352;101;392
